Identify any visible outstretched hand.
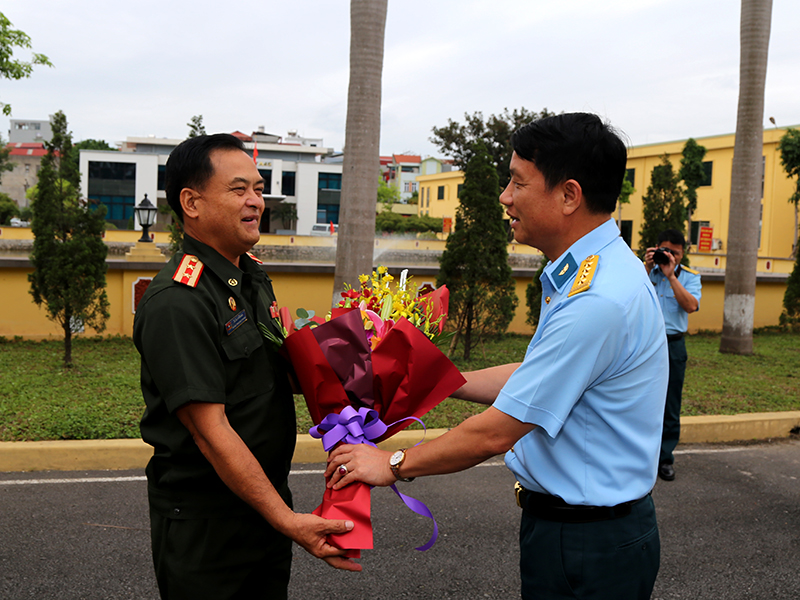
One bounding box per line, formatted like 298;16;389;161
284;512;362;571
326;444;396;490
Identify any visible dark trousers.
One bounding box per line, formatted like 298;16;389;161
660;337;687;465
150;509;292;600
519;495;660;599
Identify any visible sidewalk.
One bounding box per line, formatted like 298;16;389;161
1;411;799;473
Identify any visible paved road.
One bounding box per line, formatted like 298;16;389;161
1;439;798;599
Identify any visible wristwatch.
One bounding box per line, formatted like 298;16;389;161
389;448;415;482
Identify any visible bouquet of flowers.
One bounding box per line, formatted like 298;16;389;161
265;268;465;558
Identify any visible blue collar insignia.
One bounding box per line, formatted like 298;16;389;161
551;252;578;291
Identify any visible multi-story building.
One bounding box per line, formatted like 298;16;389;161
0;118;54;207
79;128;342;235
387;154;421;202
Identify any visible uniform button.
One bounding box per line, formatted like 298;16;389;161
244;346;250;356
545;297;551;304
173;508;181;516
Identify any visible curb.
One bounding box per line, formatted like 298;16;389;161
1;412;799;473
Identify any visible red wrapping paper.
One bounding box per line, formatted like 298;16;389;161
283;308;466;557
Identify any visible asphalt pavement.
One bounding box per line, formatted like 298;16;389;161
1;439;798;600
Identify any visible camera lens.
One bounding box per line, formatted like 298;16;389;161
653;248;671;265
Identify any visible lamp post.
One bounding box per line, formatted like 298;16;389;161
134;194;157;242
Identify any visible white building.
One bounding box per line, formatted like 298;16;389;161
79;129;342;235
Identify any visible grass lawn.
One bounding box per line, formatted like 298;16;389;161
1;331;798;442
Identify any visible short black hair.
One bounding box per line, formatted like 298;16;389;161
511;113;628;214
165;133;247;222
657;229;686;248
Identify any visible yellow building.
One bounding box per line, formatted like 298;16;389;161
416;170;464;228
620;127;798;275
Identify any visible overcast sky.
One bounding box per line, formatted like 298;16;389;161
3;0;799;158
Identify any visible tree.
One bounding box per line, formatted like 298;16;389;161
778;128;800;330
720;0;773;355
678;138;708;243
377;177;400;210
187;115;206;138
637;155;686;257
332;0;387;305
780;249;800;331
273;202;298;230
616;176;635;230
66;138;116;174
28;111;109;367
430;107;555;189
437;142;517;360
0;133;12;182
777;127;800;254
524;255;548;331
0;12;53;116
0;192;18;224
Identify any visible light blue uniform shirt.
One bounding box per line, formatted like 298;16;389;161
494;219;668;506
648;265;702;335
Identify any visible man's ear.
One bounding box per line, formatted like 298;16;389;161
180;188;201;220
561;179;583;216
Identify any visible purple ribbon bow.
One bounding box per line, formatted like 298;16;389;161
309;407;439;551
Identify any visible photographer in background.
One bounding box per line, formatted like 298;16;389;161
645;229;702;481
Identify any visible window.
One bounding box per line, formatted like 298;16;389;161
318;172;342;190
619;220;633;247
87;161;136;227
258;169;272;191
317;172;342;224
690;221;711;246
157;165;166;191
317;205;339;224
457;184;463;198
401;166;416;173
437;186;445;200
701;161;713;187
281;171;296;196
625;168;635;185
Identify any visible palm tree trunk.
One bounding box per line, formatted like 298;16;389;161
720;0;773;355
332;0;387;305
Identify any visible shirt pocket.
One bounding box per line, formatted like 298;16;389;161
220;323;270;403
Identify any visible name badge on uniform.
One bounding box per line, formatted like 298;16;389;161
225;310;247;335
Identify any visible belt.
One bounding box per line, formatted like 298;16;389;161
514;482;648;524
666;332;684;342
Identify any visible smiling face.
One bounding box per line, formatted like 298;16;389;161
499;151;565;255
182;149;265;265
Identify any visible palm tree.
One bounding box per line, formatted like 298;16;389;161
332;0;388;305
720;0;773;355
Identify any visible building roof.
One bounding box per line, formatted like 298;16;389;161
6;142;47;157
392;154;421;164
230;130;253;142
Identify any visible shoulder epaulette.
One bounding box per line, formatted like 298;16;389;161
568;255;599;297
682;265;699;275
246;251;263;265
172;254;204;288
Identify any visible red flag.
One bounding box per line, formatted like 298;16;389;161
330;221;335;235
253;140;258;164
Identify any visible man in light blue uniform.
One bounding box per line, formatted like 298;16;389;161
327;113;669;600
645;230;702;481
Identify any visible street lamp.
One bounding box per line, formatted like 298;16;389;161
134;194;157;242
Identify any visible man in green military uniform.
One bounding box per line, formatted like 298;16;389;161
134;134;359;600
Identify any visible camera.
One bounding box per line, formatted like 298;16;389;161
652;247;674;266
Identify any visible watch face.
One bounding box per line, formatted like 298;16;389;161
390;450;403;466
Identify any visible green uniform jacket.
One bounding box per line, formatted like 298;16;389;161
134;235;295;519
